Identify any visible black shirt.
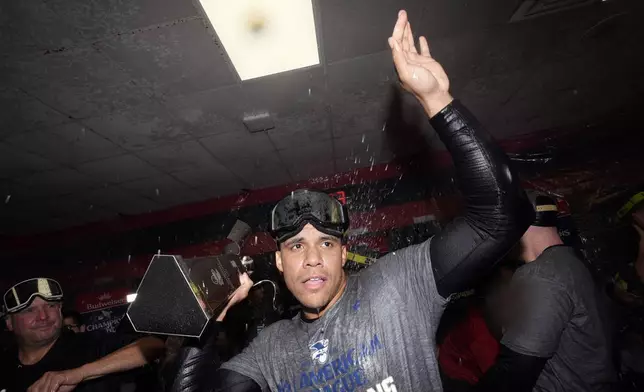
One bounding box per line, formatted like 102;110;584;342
0;330;136;392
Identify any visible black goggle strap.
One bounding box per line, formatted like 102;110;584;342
274;219;347;244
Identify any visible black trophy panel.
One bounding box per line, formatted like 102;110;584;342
127;255;207;337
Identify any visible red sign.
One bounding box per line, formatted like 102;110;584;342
75;287;131;314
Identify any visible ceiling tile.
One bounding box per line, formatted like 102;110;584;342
12;45;152;119
0;1;82;56
319;0;424;63
417;0;517;39
78;186;163;215
199;130;276;161
326;51;397;138
76;154;161;184
279;141;335;182
119;174;205;207
17;168;99;197
172;162;243;190
136;140;223;174
0;143;59;180
201;142;290;189
267;108;330;150
0;180;39;205
98;18;236;97
334;132;394;165
45;0;199;40
0;89;70;139
162;85;248;138
240;67;326;115
194;182;243;200
5;122;124;165
458;71;527;126
83;101;193;151
38;195;100;218
235;165;291;190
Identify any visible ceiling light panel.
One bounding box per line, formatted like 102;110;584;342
199;0;320;80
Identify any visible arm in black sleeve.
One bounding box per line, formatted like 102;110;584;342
428;100;534;297
161;321;261;392
476;344;548;392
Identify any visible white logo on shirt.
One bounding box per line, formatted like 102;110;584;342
367;376;397;392
309;338;329;365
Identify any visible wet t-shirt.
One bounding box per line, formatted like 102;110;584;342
502;246;616;392
222;239;448;392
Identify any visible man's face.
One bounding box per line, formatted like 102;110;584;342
275;224;347;315
5;297;62;347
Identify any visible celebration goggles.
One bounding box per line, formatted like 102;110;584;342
3;277;63;314
270;189;350;243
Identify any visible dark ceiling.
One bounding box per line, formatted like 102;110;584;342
0;0;642;236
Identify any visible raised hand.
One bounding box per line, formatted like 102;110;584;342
216;272;253;322
388;10;452;117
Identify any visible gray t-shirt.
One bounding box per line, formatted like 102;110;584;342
501;246;616;392
222;239;448;391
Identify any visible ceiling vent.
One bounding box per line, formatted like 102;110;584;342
243;110;275;133
510;0;599;22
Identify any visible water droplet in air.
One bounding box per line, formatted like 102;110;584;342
308;88;311;96
4;195;10;204
128;255;132;263
361;134;366;143
366;144;370;152
384;164;389;171
157;249;161;255
382;122;387;132
89;204;94;210
254;236;258;245
155;188;160;196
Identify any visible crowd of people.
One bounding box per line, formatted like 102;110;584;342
2;8;643;392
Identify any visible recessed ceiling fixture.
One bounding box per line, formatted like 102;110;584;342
199;0;320;80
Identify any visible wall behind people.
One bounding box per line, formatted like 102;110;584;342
1;112;643;310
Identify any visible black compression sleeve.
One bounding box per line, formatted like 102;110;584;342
428;100;534;297
476;344;548;392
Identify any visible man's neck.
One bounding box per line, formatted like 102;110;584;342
18;335;59;365
302;275;348;320
524;238;564;263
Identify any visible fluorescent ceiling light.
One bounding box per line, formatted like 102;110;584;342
199;0;320;81
126;293;137;303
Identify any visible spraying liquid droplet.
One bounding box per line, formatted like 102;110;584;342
384;164;389;171
4;195;11;204
382;122;387;132
155;188;160;196
308;88;311;96
128;254;132;263
254;236;258;245
361;134;366;143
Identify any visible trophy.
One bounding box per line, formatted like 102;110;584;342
127;220;254;338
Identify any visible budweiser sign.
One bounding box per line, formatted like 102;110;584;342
76;287;131;313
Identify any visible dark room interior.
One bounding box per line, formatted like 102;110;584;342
1;1;643;391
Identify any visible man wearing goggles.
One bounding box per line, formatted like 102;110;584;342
1;277;165;392
178;9;534;392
